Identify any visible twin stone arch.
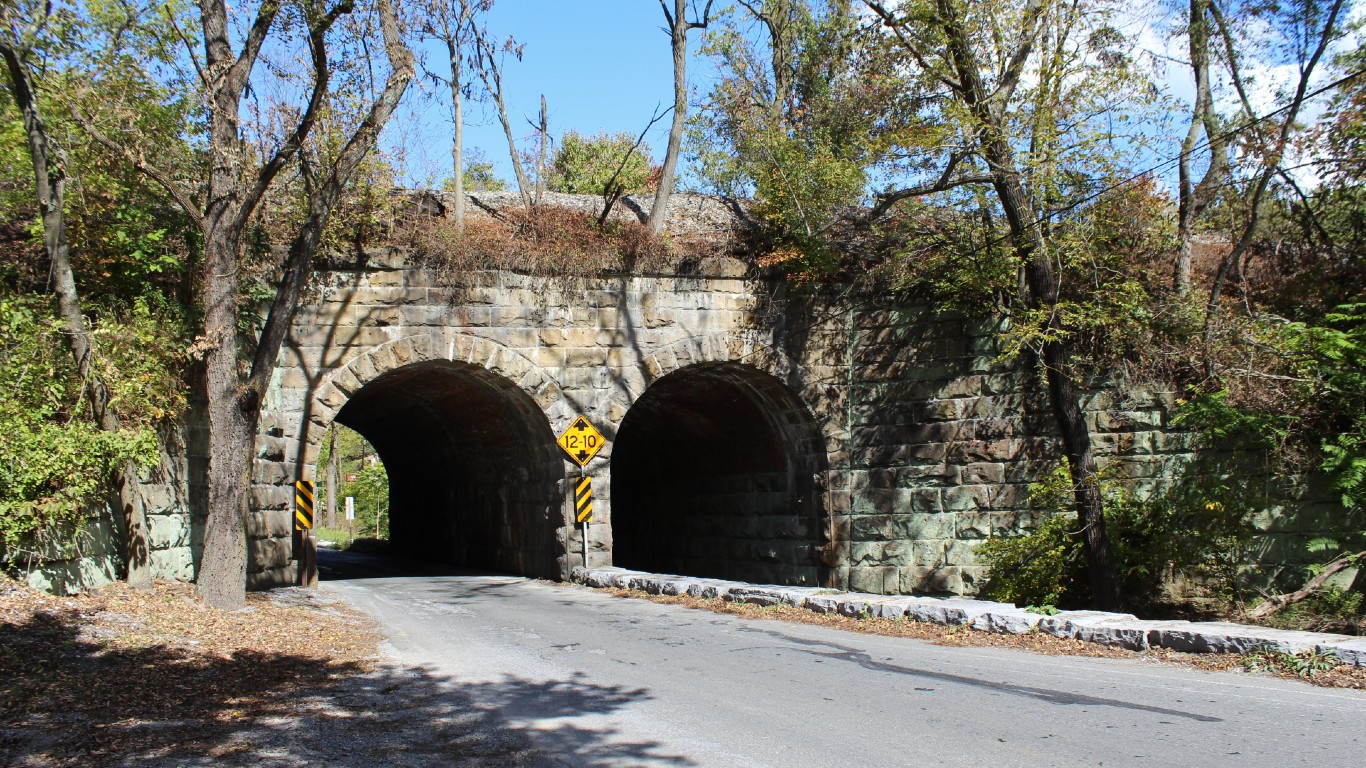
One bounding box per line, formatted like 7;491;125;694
291;329;830;582
302;329;797;466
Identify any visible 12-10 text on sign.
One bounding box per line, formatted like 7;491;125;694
557;415;605;467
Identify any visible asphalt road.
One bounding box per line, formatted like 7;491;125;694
319;549;1366;767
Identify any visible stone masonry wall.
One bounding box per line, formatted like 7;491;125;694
22;416;203;594
21;246;1352;597
246;252;1357;596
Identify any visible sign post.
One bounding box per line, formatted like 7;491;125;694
575;475;593;568
556;415;605;569
294;480;317;587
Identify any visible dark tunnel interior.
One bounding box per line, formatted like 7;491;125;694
333;360;564;578
610;362;829;586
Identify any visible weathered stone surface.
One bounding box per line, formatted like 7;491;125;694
1325;639;1366;667
970;608;1045;635
1147;622;1350;655
148;514;191;549
726;585;829;607
150;546;196;583
1038;612;1144;649
2;221;1295;601
903;597;1010;626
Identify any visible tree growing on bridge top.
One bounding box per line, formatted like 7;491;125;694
691;0;921;268
79;0;414;609
647;0;714;235
860;0;1174;610
473;26;532;209
548;130;654;198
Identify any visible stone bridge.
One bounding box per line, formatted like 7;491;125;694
249;251;1072;595
240;204;1345;596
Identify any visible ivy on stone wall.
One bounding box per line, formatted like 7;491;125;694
0;293;184;571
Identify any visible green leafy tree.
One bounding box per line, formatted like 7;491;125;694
0;293;184;573
692;0;920;268
548;130;653;197
69;0;416;609
442;148;507;192
1;0;195;584
316;424;389;539
859;0;1176;609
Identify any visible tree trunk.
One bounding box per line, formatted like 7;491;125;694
995;166;1122;611
1175;0;1227;296
326;427;339;529
477;35;532;209
196;222;253;610
534;94;547;206
447;37;464;233
192;0;410;609
1;36;151;588
931;0;1123;610
1246;552;1365;619
648;0;690;236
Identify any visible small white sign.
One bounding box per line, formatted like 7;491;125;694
345;496;355;521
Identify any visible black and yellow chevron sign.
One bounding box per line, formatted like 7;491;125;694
575;476;593;524
294;480;315;530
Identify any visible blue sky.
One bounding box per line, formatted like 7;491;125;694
380;1;1361;193
392;1;719;188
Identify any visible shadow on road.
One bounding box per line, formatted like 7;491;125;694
0;594;692;767
317;544;526;583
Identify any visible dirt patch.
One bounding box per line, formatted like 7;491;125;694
595;586;1366;691
0;577;542;767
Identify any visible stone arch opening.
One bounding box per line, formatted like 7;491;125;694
331;359;564;578
610;361;828;585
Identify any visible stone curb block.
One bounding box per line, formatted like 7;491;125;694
1149;622;1356;655
725;585;830;607
802;594;849;614
970;607;1046;635
1327;639;1366;667
905;598;1015;626
569;568;1365;666
1039;611;1143;649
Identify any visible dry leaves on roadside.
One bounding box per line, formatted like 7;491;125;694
0;577;381;766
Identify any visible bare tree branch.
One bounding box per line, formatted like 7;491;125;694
224;0;283;95
72;104;205;228
246;0;414;398
864;2;963;92
162;4;209;88
234;0;354;232
991;0;1046;108
1246;551;1365;619
865;151;992;221
1203;0;1347;353
602;103;670;226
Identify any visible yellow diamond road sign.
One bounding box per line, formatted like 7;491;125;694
558;415;605;467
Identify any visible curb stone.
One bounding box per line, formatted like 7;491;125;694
570;566;1364;666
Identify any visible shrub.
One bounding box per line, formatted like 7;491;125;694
412;204;672;277
0;294;184;570
978;460;1255;611
548;131;652;197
